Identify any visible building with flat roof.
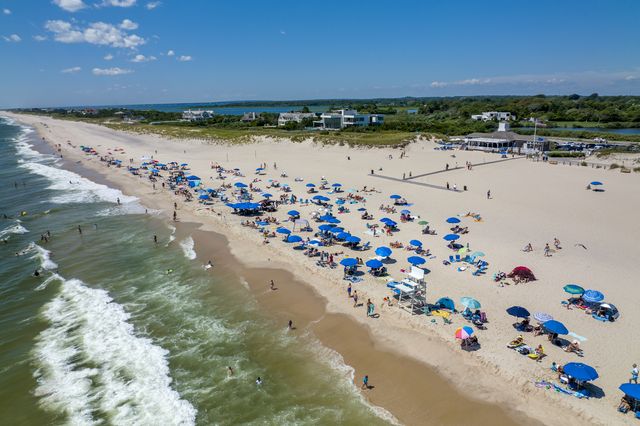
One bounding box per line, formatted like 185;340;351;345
464;122;548;154
313;109;384;130
182;109;214;122
471;111;516;121
277;112;316;126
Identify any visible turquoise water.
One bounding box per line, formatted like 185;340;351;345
0;117;389;425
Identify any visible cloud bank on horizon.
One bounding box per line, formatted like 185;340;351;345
0;0;639;107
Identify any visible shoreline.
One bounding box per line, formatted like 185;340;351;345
6;112;633;425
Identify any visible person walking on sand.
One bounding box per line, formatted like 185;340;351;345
353;290;358;308
544;243;551;257
173;211;177;221
347;283;352;298
446;182;450;190
361;375;369;390
487;190;491;199
631;364;639;384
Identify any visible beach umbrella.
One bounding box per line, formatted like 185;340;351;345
590;181;603;186
390;194;401;199
198;194;209;200
313;195;330;201
375;246;392;258
357;207;367;211
336;199;345;205
329;227;344;234
346;235;361;244
563;362;599;382
276;227;291;235
318;224;333;231
460;297;481;310
256;221;269;226
400;209;411;215
336;232;351;240
454;326;474;339
506;306;530;318
187;175;201;180
287;210;300;217
340;258;358;267
470;251;485;258
563;284;585;295
308;239;322;246
443;234;460;241
332;183;342;187
418;220;429;226
409;239;422;247
366;259;383;269
234;182;247;188
180;163;188;166
380;217;394;224
619;383;640;400
542;320;569;335
319;214;335;221
255;167;264;171
446;217;461;224
533;312;553;323
407;256;426;266
261;193;273;198
286;235;303;243
436;297;455;311
582;290;604;303
327;217;341;224
457;247;469;256
306;183;315;187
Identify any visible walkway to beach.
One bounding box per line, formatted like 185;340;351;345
368;156;525;191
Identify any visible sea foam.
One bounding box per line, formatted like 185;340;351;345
33;276;197;425
0;222;29;239
179;236;197;260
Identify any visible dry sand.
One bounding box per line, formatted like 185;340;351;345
7;112;640;425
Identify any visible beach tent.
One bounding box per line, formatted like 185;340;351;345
542;320;569;335
563;362;599;382
507;266;536;281
435;297;455;311
506;306;530;318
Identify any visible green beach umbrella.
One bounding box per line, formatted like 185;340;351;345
418;220;429;225
563;284;585;295
457;247;469;255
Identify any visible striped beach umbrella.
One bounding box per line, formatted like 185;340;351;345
455;326;474;339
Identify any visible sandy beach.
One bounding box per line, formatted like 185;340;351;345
7;112;640;425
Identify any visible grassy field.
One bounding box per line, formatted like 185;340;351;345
102;122;422;147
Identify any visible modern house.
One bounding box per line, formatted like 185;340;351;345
277;112;316;127
464;122;548;154
471;111;516;121
182;109;215;122
313;109;384;130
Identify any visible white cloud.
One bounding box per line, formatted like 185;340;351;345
45;20;145;49
3;8;11;15
3;34;21;42
131;54;156;62
104;53;114;60
280;30;286;35
92;67;133;76
119;19;138;30
177;55;192;62
53;0;87;12
166;49;175;56
146;1;161;10
33;35;48;41
61;66;82;73
101;0;136;7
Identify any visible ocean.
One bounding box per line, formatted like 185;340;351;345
0;117;390;425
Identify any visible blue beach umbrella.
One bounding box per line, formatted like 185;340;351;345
619;383;640;400
443;234;460;241
335;199;345;205
313;195;330;202
506;306;530;318
340;258;358;267
308;239;323;246
409;239;422;247
286;235;303;243
390;194;401;199
375;246;392;258
582;290;604;303
306;183;316;187
563;284;584;295
357;207;367;211
332;183;342;187
563;363;599;382
318;224;333;231
319;214;335;221
198;194;209;200
436;297;456;311
446;217;461;224
181;163;188;166
401;209;411;215
346;235;361;244
329;227;344;234
234;182;247;188
276;227;291;235
542;320;569;335
336;232;351;240
287;210;300;217
261;193;273;198
187;175;201;180
590;181;603;186
460;297;481;310
255;167;264;171
326;217;341;224
256;221;269;226
366;259;383;269
407;256;426;265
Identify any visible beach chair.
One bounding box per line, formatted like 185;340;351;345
358;242;371;251
449;255;455;263
455;254;461;262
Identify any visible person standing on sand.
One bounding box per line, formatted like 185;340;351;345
487;190;491;199
631;364;638;384
347;283;352;298
270;280;276;290
544;243;551;257
446;182;450;190
173;211;177;221
361;375;369;390
353;291;358;308
288;320;293;330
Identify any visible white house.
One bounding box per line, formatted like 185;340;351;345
313;109;384;130
182;109;215;122
471;111;516;121
277;112;316;127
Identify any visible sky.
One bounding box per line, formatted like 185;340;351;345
1;0;640;108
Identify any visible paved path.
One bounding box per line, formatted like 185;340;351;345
368;156;524;191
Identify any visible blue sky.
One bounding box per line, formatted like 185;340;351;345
1;0;639;107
